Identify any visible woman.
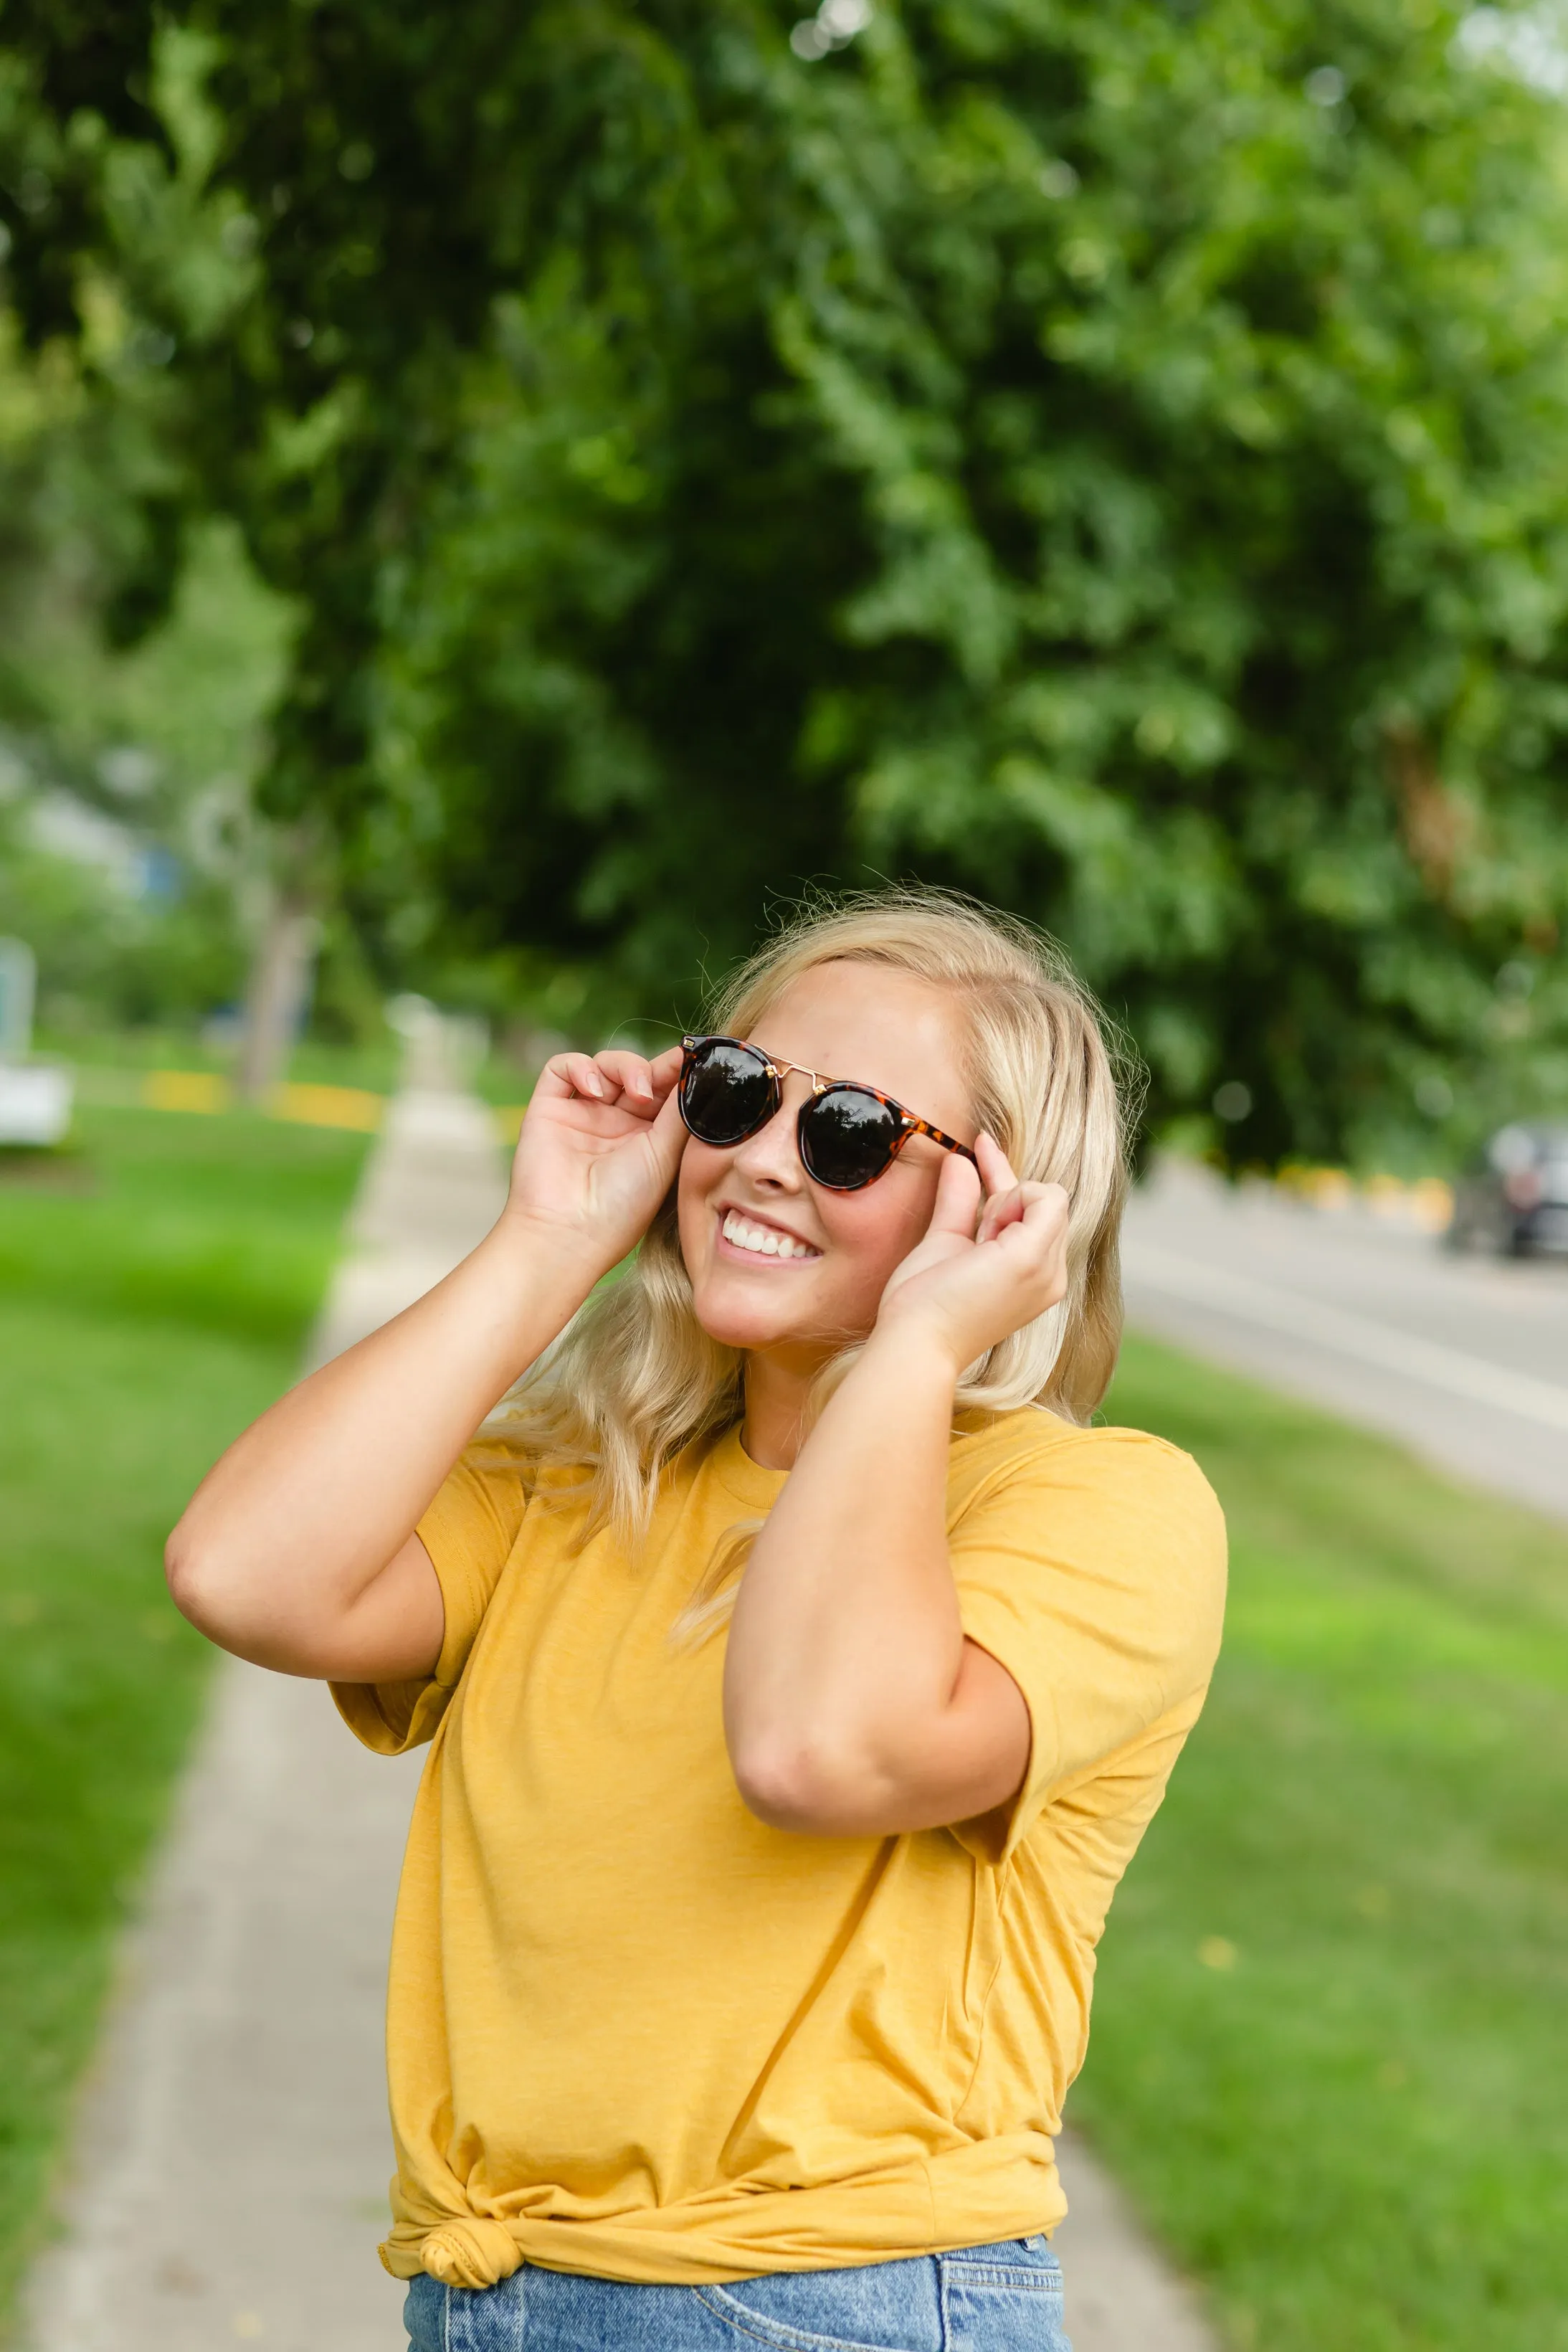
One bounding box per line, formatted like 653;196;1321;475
168;888;1226;2352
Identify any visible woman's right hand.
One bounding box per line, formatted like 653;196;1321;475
503;1043;688;1273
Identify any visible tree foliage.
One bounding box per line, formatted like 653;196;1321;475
4;0;1568;1159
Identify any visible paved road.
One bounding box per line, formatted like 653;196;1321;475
24;1076;1216;2352
1123;1160;1568;1526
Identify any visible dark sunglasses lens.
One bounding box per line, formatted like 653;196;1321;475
800;1088;901;1190
681;1041;775;1145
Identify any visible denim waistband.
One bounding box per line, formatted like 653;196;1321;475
404;2235;1070;2351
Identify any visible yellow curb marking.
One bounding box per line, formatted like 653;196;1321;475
137;1070;384;1131
270;1081;385;1132
143;1069;229;1114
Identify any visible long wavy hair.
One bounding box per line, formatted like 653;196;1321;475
483;888;1140;1620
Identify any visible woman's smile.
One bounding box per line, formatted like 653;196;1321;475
716;1206;823;1263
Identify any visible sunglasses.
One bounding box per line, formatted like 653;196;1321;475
678;1034;978;1192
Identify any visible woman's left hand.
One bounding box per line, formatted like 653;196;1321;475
874;1134;1070;1374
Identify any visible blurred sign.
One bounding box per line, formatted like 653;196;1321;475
0;1064;73;1145
0;936;75;1146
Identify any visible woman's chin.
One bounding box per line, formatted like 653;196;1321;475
694;1304;804;1352
690;1276;828;1356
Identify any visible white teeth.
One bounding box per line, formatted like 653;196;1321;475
722;1210;817;1261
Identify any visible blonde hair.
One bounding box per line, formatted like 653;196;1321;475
485;887;1139;1597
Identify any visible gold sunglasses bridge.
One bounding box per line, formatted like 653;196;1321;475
759;1053;832;1099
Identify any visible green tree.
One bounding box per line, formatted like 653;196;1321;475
6;0;1568;1160
0;22;300;1048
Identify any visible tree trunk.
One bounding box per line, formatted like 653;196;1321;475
237;885;320;1106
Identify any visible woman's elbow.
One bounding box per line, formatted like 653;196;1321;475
165;1519;230;1637
164;1517;272;1653
730;1730;886;1836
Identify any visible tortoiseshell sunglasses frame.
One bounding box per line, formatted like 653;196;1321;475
679;1034;978;1191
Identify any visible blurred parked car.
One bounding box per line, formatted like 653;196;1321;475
1445;1123;1568;1256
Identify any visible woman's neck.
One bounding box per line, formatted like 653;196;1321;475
740;1345;834;1470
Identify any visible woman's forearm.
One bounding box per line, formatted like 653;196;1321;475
723;1330;1025;1835
166;1212;602;1660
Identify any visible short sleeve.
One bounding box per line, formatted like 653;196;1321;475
949;1427;1227;1864
331;1454;528;1755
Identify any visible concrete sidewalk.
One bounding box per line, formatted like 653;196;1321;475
24;1062;1213;2352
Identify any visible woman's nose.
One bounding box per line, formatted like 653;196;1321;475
731;1092;805;1189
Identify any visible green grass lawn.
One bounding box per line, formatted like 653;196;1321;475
0;1106;369;2333
1083;1334;1568;2352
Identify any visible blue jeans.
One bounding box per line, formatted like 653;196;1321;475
403;2237;1070;2349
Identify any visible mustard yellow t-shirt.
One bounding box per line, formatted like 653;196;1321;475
333;1408;1225;2290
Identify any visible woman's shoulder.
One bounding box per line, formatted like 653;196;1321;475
950;1405;1223;1527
